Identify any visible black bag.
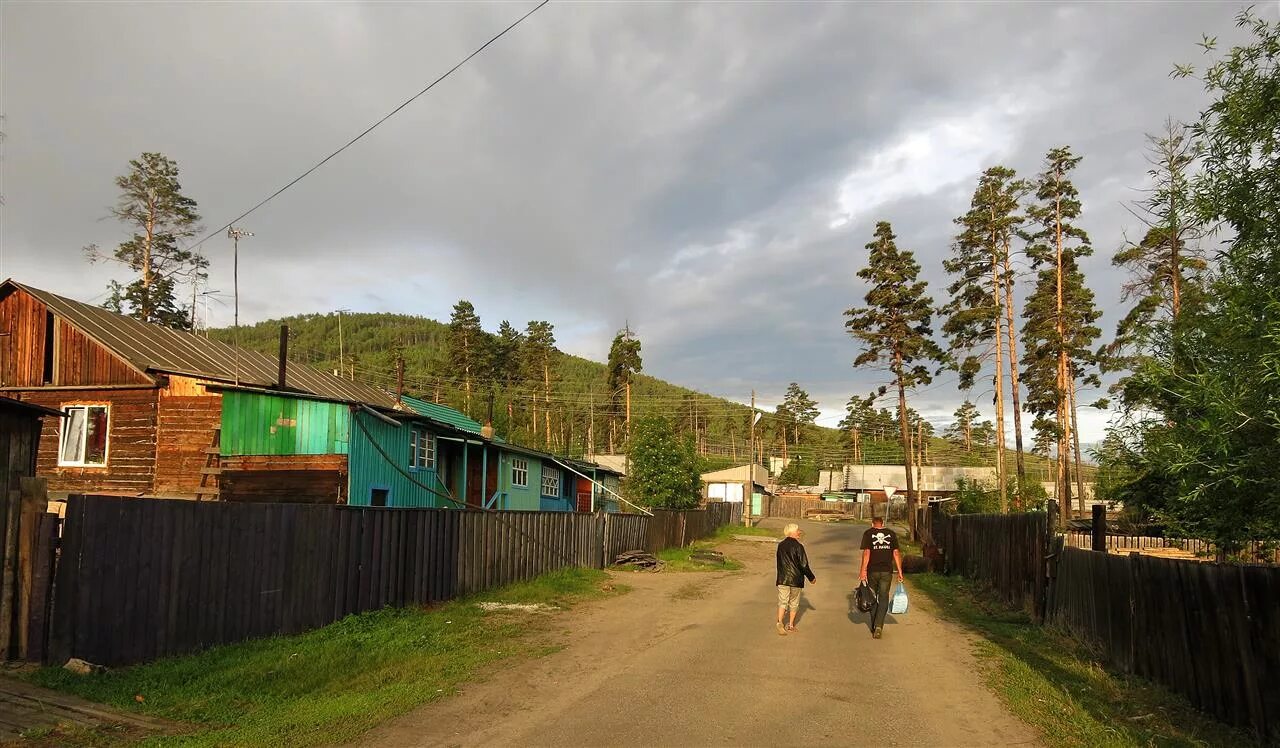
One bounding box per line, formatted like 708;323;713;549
854;581;877;613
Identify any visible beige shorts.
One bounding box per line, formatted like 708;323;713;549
776;584;802;610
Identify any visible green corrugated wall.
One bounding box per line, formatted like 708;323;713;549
220;391;350;456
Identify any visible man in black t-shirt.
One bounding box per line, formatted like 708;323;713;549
859;512;904;639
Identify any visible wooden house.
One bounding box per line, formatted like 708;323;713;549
0;279;624;509
0;279;394;500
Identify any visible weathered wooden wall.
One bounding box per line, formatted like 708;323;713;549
48;496;743;667
219;454;347;503
25;389;158;496
52;321;150;386
153;378;222;496
1049;547;1280;742
0;291;48;388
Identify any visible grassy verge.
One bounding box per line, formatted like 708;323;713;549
911;574;1253;747
654;545;744;572
713;524;777;540
23;568;621;748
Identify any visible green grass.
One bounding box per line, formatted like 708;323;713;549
911;574;1255;747
24;568;620;748
654;545;744;572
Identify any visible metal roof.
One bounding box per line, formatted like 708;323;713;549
4;280;398;408
0;396;65;418
399;395;484;434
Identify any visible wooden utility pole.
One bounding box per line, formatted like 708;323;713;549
747;390;756;526
1054;182;1074;521
1069;377;1087;516
990;228;1009;513
625;381;632;438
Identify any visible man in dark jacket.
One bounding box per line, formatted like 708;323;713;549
775;522;816;635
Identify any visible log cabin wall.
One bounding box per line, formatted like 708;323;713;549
0;290;49;388
153;376;222;497
53;320;151;386
24;388;158;497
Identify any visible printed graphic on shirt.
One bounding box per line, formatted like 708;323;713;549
861;527;899;572
869;531;893;550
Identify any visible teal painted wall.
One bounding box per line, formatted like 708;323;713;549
221;391;349;456
493;450;543;510
347;411;448;508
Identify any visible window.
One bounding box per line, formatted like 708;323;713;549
541;466;561;497
511;458;528;488
370;487;389;507
58;405;109;467
410;430;436;470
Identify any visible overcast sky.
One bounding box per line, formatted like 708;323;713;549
2;1;1268;442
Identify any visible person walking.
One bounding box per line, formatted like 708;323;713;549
775;523;816;635
859;510;904;639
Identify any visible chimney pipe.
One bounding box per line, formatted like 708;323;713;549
278;325;289;388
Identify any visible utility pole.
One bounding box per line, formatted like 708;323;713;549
747;390;756;526
227;227;253;385
336;308;350;379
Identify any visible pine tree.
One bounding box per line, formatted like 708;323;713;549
446;300;487;418
1106;119;1209;396
945;401;982;452
490;321;524;435
85;153;206;329
778;383;819;447
1022;147;1102;519
839;395;876;463
605;325;642;452
521;321;557;449
845;221;944;537
943;166;1029;509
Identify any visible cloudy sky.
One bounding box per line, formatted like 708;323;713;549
2;1;1268;441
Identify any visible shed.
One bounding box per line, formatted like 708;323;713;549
0;397;61;496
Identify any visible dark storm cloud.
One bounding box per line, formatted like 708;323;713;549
1;1;1266;439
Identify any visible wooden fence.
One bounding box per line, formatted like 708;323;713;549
44;496;740;667
765;496;905;522
928;509;1048;617
1049;547;1279;742
1061;530;1280;564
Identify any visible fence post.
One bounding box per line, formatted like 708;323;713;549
1091;504;1106;552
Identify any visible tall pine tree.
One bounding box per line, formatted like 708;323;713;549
85;153;206;329
446;300;487;418
521;321;557;449
1022;147;1102;519
845;221;944;536
605;325;642;453
943;165;1029;509
945;401;982;452
1105;119;1209;396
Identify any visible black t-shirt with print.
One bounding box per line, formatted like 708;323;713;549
860;526;899;572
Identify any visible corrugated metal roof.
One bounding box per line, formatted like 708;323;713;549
4;280;398;408
0;396;65;418
398;395;484;434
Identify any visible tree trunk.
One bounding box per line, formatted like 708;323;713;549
1054;183;1074;519
1003;240;1028;509
991;248;1008;512
142;207;155;321
894;349;917;538
1069;376;1087;517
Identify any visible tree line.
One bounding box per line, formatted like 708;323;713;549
842;9;1277;547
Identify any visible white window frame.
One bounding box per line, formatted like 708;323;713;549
511;457;529;488
410;430;437;470
58;404;110;467
541;466;561;497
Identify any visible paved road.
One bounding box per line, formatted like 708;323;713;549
360;518;1040;747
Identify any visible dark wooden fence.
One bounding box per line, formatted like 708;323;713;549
928;509;1048;617
1049;547;1279;742
603;514;650;562
1061;530;1280;564
766;496;905;522
644;503;742;552
44;496;741;667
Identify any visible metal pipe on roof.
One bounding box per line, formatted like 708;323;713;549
357;404;401;428
278;325;289;389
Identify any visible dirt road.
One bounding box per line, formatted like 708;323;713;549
360;518;1040;747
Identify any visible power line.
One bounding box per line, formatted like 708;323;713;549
188;0;551;253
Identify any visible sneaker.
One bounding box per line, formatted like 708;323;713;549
776;622;788;636
872;627;883;639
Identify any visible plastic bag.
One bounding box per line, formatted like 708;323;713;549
890;581;909;615
854;581;876;613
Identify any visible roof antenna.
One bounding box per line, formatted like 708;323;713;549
227;226;253;385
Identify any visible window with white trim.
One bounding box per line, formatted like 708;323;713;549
511;457;528;488
541;466;561;497
59;405;109;467
410;430;436;470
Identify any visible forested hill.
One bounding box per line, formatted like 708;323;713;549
208;311;844;465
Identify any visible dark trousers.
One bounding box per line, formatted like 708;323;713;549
868;571;894;631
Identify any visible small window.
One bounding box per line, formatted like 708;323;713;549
370;487;389;507
511;458;528;488
58;405;109;467
410;430;436;470
541;467;561;497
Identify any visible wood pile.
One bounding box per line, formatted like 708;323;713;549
613;550;663;571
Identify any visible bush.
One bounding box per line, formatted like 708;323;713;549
624;416;702;509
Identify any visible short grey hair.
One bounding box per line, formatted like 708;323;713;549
783;523;800;537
